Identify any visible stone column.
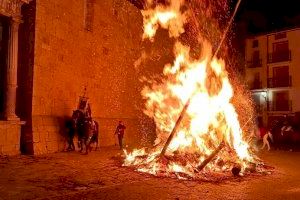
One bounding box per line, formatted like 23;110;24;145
4;17;21;121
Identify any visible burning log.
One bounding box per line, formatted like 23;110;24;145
159;97;193;157
196;141;225;171
231;164;241;176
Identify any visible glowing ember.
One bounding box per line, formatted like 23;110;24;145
124;0;264;179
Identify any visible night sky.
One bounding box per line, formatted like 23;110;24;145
129;0;300;35
236;0;300;34
127;0;300;57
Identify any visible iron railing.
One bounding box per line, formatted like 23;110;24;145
267;76;292;88
267;100;292;112
250;81;262;90
247;58;262;68
267;50;291;63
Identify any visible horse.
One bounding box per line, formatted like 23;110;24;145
70;110;99;154
83;117;99;153
71;109;85;151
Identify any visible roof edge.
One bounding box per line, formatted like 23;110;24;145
246;25;300;39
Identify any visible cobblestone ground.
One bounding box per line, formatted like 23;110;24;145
0;147;300;200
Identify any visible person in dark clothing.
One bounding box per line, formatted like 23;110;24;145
281;115;293;135
65;119;75;151
114;121;126;149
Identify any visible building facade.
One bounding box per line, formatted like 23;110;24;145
245;27;300;126
0;0;172;155
0;0;30;155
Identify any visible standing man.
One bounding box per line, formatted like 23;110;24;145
115;121;126;149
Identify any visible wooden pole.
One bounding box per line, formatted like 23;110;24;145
196;141;225;171
159;97;192;157
159;0;243;157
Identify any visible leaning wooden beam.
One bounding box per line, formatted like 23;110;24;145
159;97;192;157
196;141;225;171
158;0;243;158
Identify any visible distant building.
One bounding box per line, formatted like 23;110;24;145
245;27;300;126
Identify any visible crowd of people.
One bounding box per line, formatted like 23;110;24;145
251;114;300;151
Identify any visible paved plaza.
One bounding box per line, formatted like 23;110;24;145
0;147;300;199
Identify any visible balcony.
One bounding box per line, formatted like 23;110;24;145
267;50;291;63
247;59;262;68
267;100;292;112
249;81;262;90
267;76;292;88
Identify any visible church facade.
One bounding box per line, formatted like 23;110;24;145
0;0;169;155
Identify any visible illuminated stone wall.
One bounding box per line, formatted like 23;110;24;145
31;0;172;154
0;121;21;155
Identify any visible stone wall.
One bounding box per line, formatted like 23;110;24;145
0;121;21;155
30;0;172;154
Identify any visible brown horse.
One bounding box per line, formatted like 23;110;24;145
71;110;99;154
83;117;99;153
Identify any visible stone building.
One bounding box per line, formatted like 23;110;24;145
0;0;172;155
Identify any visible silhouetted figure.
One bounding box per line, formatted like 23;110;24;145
72;109;86;152
85;117;99;152
65;119;76;151
115;121;126;149
281;115;293;135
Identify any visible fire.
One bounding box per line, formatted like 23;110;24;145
142;0;186;40
124;0;261;178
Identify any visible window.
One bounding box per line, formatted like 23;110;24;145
250;50;261;67
273;66;289;79
275;32;286;40
271;66;290;87
254;72;260;82
252;50;260;61
273;41;289;52
84;0;94;31
253;94;260;105
269;41;291;63
252;40;258;48
273;91;290;111
252;94;261;113
253;72;261;89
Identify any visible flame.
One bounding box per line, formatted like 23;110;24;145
125;0;260;178
142;0;186;40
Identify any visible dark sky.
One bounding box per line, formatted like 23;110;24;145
236;0;300;34
128;0;300;34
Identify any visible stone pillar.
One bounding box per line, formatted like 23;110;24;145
4;17;21;121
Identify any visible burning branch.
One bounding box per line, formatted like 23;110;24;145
159;94;193;157
196;140;225;171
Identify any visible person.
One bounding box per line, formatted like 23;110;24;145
261;130;273;151
65;118;75;151
114;121;126;149
281;115;293;135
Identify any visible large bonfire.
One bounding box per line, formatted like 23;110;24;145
124;0;264;179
